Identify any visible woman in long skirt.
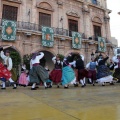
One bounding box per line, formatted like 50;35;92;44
96;53;113;86
62;54;76;89
50;55;62;88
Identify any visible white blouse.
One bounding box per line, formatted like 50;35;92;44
30;52;44;69
0;51;13;71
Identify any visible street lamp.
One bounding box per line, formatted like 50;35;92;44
91;49;94;57
91;52;94;58
95;50;98;56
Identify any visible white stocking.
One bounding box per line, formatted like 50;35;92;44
44;82;47;87
2;82;6;88
83;78;86;84
9;78;14;83
80;80;84;85
89;78;92;83
32;83;36;88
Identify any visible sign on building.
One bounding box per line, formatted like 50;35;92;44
42;26;54;47
72;32;82;49
2;19;17;41
98;37;106;52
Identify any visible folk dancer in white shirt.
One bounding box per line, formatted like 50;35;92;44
0;46;17;89
30;52;49;90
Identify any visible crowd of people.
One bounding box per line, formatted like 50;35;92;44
0;45;120;90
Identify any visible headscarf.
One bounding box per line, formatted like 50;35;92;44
32;53;38;60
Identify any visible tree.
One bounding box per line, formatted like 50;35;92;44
10;51;21;68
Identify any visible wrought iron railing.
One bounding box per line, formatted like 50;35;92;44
91;35;112;44
0;18;86;38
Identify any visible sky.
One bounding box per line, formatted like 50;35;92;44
107;0;120;46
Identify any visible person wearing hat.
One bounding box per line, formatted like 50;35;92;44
76;55;88;87
49;54;62;88
30;52;49;90
86;57;98;86
0;46;17;89
96;53;113;86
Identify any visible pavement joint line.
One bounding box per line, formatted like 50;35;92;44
22;91;81;120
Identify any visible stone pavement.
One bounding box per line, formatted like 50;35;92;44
0;84;120;120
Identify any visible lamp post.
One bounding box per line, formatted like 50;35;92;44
58;16;63;54
91;49;94;58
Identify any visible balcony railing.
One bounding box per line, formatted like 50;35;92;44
0;18;86;38
91;35;112;44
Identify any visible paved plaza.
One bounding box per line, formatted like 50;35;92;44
0;84;120;120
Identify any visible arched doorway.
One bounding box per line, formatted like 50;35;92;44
3;47;21;67
40;50;55;71
2;46;22;81
66;52;81;62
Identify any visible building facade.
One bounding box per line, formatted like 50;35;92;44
0;0;114;69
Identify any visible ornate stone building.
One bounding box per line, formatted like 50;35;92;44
0;0;114;69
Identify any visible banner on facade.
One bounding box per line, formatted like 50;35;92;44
72;32;82;49
98;37;106;52
2;19;17;41
42;26;54;47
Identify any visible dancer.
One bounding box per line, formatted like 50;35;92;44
50;55;62;88
86;57;98;86
96;53;113;86
113;55;120;82
45;66;52;88
0;57;12;88
62;53;76;89
0;46;17;89
69;55;79;87
18;64;29;87
76;55;88;87
30;52;49;90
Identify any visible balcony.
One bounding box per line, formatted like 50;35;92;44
0;18;86;39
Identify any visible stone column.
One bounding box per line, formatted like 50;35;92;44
82;3;90;39
104;11;111;41
0;0;2;18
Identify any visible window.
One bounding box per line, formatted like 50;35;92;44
2;5;18;21
68;19;78;32
68;19;78;36
94;25;101;40
92;0;97;5
39;13;51;27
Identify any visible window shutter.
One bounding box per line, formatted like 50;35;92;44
2;5;18;21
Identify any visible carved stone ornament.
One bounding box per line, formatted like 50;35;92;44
92;17;102;24
82;4;89;13
37;2;53;11
66;10;80;18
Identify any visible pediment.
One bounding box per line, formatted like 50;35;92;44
92;17;102;24
37;2;53;11
66;10;80;18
